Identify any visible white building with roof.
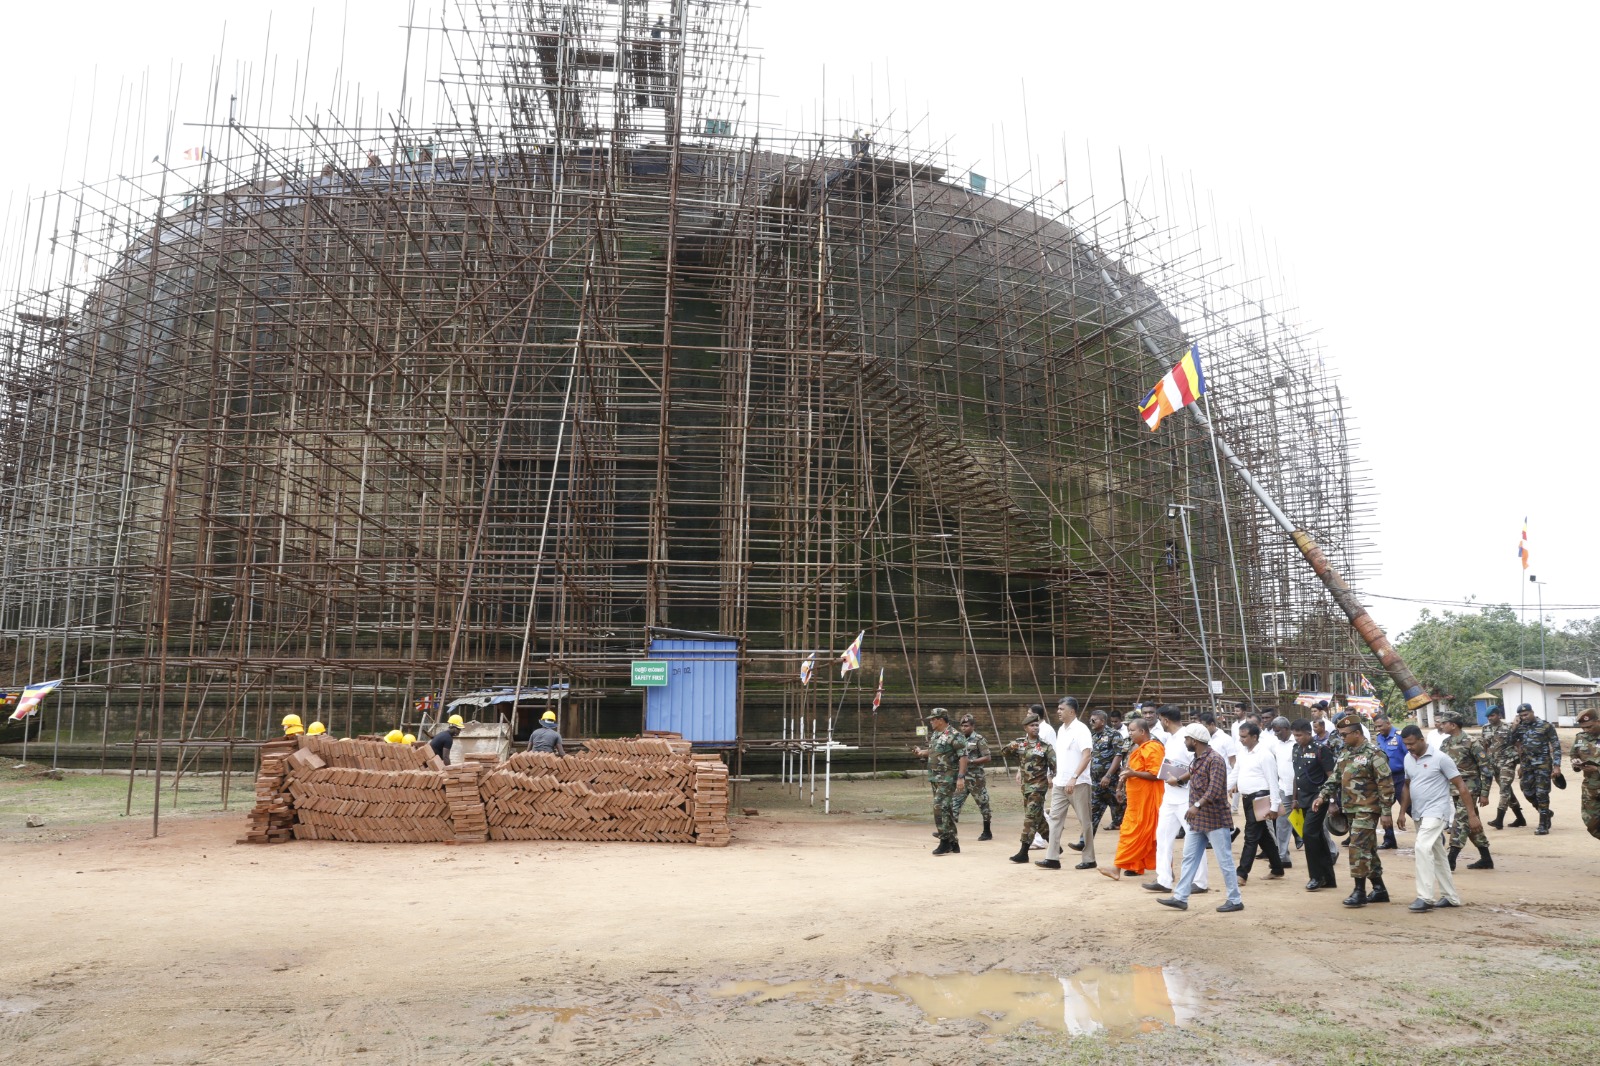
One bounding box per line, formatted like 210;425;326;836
1485;669;1596;724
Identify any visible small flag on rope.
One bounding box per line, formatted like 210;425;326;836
8;680;63;722
415;692;436;716
1137;342;1206;431
1359;674;1377;697
181;146;207;162
1518;518;1530;570
871;668;884;712
839;631;864;677
799;653;816;687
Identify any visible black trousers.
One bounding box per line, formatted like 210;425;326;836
1236;790;1284;877
1299;803;1337;887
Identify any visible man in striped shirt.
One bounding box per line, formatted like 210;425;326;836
1158;724;1244;913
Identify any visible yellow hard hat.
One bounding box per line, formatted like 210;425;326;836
282;714;303;729
385;729;405;744
541;710;557;722
447;714;465;727
402;733;416;745
306;721;326;735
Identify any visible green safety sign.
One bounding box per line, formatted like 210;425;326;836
631;660;669;687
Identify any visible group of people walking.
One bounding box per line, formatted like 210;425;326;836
916;696;1600;914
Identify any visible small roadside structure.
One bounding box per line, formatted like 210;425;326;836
1485;669;1595;724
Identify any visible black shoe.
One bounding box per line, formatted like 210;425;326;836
1510;809;1528;828
1343;888;1368;908
1068;840;1085;852
1074;861;1097;870
1368;886;1391;904
1009;846;1030;863
1281;859;1294;868
1379;836;1398;850
1447;846;1461;871
1306;880;1324;891
1035;859;1061;870
978;819;993;842
1176;828;1185;840
950;841;960;853
1467;848;1494;870
1157;897;1188;911
1488;813;1506;830
1435;897;1460;908
1229;828;1240;842
932;840;953;856
1535;812;1552;835
1408;898;1434;912
1190;887;1210;894
1108;820;1123;831
1216;901;1244;913
1141;881;1168;892
1340;837;1351;847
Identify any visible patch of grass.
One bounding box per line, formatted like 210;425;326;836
0;763;237;839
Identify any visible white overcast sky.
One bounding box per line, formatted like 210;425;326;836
2;1;1594;637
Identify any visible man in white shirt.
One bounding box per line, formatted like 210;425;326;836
1234;721;1286;881
1267;717;1298;864
1201;711;1238;792
1399;724;1482;911
1141;706;1209;894
1035;696;1097;871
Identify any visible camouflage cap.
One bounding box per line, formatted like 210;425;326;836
1023;713;1042;725
958;714;976;726
1438;710;1466;726
925;708;951;722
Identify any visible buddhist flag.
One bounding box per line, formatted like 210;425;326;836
1518;519;1529;570
871;668;884;712
8;679;62;721
839;631;864;677
1138;343;1206;431
799;653;816;686
1360;674;1376;697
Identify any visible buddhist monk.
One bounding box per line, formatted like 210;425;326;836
1102;716;1164;881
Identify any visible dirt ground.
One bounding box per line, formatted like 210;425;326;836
2;760;1597;1065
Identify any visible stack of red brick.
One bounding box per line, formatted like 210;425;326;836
691;755;731;847
240;736;301;843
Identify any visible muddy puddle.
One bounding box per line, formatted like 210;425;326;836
715;964;1202;1037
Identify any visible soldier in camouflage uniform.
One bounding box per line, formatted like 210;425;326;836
914;709;970;855
1571;708;1600;841
1000;709;1057;863
1481;706;1527;829
1509;703;1565;835
1105;711;1131;829
1314;716;1395;907
953;714;994;840
1438;710;1493;869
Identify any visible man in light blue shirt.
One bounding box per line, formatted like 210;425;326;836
1399;725;1482;912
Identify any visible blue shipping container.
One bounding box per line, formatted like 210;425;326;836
644;638;739;743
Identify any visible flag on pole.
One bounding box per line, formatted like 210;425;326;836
1359;674;1376;697
871;668;884;712
799;653;816;686
181;146;207;162
839;631;864;677
8;680;63;722
1518;518;1530;570
1137;342;1207;431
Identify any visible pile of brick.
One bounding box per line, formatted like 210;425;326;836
240;736;301;844
691;754;731;847
280;735;481;843
445;763;488;842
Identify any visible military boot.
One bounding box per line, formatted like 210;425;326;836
932;839;953;856
978;818;993;842
1368;876;1391;904
1510;807;1528;828
1009;844;1031;863
1380;828;1398;850
1467;846;1494;870
1447;846;1461;871
1343;879;1368;908
1535;811;1551;836
1488;811;1506;830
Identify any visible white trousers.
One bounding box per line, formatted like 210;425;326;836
1044;783;1095;864
1414;816;1460;905
1154;799;1208;890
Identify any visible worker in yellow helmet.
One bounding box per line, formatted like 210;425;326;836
306;721;327;736
402;733;417;745
384;728;405;744
526;709;565;756
427;713;466;765
281;714;304;737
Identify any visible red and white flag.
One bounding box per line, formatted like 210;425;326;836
871;668;884;712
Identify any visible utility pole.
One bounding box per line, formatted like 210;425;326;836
1170;502;1217;712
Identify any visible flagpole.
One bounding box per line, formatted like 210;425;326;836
1200;394;1256;706
824;672;853;816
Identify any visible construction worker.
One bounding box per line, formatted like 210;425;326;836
527;710;565;755
281;714;304;737
384;729;404;743
402;733;417;745
306;721;327;736
429;714;465;765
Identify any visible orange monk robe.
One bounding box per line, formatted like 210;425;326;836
1112;739;1165;875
